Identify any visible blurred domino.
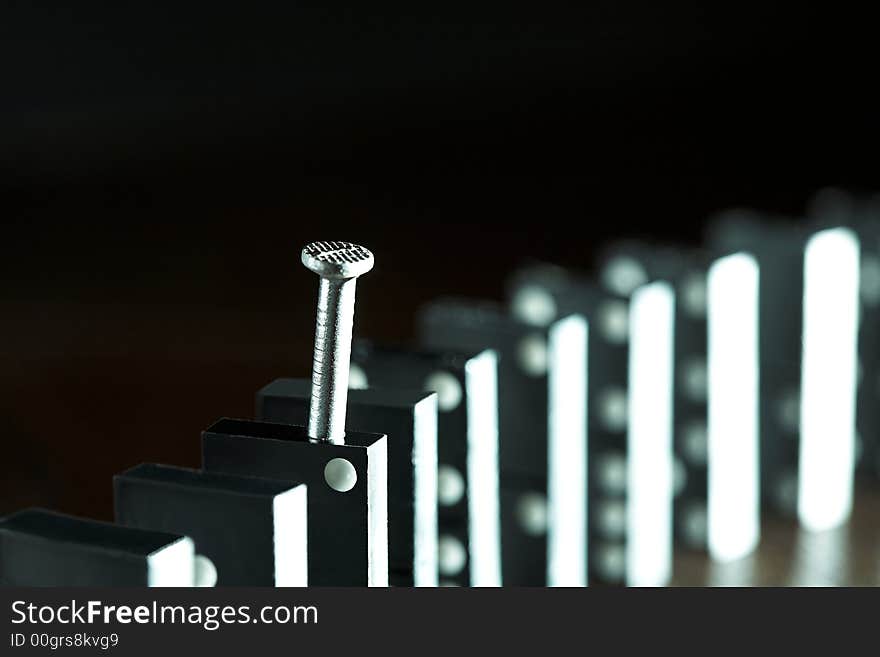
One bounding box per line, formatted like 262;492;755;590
709;213;860;531
418;301;587;586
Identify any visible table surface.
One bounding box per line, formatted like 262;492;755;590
672;483;880;586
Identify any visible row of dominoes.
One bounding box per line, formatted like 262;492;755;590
1;191;877;586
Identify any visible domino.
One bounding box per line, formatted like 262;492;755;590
348;342;501;587
114;463;308;586
0;508;196;586
201;418;387;586
709;212;860;531
256;378;438;586
418;300;587;586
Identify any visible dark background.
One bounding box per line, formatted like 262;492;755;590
1;4;876;532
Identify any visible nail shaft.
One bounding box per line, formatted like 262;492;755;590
301;241;374;445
